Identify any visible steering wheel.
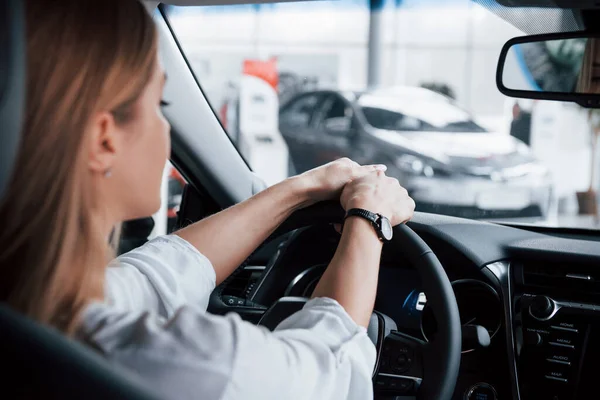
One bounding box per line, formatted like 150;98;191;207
253;202;461;400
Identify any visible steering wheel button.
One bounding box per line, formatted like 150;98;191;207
374;377;387;388
387;379;399;390
388;378;413;394
399;379;413;391
395;354;412;369
379;355;389;369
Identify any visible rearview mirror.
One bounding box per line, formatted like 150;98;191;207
497;32;600;108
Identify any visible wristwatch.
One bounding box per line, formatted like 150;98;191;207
345;208;393;242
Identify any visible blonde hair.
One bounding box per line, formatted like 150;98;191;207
0;0;158;334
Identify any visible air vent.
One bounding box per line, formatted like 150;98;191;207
522;262;600;294
221;266;265;298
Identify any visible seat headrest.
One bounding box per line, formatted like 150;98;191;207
0;0;25;200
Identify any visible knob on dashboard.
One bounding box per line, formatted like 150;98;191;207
529;295;556;320
524;331;542;346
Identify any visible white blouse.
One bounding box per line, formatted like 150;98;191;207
81;235;376;400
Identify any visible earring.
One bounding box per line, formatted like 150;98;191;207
104;169;112;178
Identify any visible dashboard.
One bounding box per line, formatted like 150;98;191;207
271;228;512;400
211;212;600;400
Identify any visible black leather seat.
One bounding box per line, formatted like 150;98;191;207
0;305;161;399
0;1;160;398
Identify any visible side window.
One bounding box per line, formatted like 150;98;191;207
362;107;422;131
316;95;354;135
322;96;349;121
279;94;321;128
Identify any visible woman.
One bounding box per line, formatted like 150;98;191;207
0;1;415;399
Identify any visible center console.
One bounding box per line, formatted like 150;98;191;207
513;262;600;400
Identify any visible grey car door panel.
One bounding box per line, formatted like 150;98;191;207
279;93;327;173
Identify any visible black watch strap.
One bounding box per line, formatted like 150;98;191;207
344;208;384;240
344;208;393;242
345;208;379;225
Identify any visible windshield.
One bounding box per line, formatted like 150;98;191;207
165;1;600;230
359;95;487;133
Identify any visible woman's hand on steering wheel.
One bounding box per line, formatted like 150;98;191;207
340;170;416;225
294;158;388;207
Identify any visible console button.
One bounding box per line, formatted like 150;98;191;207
545;375;568;383
545;369;569;383
549;341;575;349
464;382;498;400
547;356;571;366
553;337;575;346
550;324;578;334
548;354;572;363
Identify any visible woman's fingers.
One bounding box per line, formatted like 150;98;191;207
352;163;387;179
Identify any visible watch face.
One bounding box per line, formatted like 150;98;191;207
379;216;393;241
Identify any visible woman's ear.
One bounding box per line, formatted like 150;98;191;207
87;111;121;175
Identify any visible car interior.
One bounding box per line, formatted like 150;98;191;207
4;1;600;400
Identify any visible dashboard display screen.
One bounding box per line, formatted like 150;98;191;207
375;267;423;338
